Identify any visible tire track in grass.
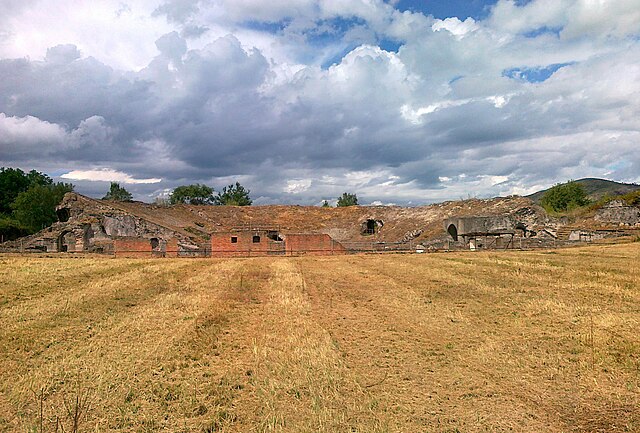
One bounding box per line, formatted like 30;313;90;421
228;259;385;433
299;255;561;432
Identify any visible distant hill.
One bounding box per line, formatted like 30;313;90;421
526;178;640;203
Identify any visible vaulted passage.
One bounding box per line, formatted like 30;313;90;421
447;224;458;241
56;207;70;222
361;219;383;235
57;231;75;252
150;238;160;250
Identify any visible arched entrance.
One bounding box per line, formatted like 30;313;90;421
447;224;458;241
150;238;160;250
57;231;76;252
361;219;383;235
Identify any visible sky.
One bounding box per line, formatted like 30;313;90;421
0;0;639;205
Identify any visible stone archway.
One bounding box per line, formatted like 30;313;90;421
447;224;458;241
57;230;76;252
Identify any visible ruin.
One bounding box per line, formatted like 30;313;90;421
210;228;346;257
444;215;523;250
595;200;640;226
1;192;638;256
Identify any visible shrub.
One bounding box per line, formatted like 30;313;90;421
540;181;590;213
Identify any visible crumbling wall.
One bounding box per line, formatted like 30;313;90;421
595;201;640;226
1;193;192;254
166;238;179;258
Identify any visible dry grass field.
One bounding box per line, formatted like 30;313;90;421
1;244;639;432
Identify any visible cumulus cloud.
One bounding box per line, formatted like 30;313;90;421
61;169;162;184
0;113;66;157
1;0;639;203
432;17;479;38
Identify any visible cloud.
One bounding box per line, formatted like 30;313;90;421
61;169;162;184
1;0;639;203
432;17;479;38
0;113;66;157
284;179;312;193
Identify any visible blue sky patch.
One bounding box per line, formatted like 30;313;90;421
605;160;632;171
503;62;574;83
522;26;562;38
393;0;497;20
242;19;290;34
378;39;403;53
449;75;464;85
305;17;367;46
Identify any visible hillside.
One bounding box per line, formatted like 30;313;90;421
526;178;640;203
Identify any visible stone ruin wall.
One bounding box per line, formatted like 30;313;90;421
595;201;640;227
3;193;639;256
2;193;186;254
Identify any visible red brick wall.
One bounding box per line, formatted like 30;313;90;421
210;232;345;257
114;237;179;258
114;238;152;258
284;234;346;256
210;232;283;257
165;238;179;257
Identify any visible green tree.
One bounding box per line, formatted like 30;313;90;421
0;216;29;242
337;192;358;207
540;180;590;212
321;200;331;208
102;182;133;201
214;182;252;206
0;167;52;214
26;170;53;187
12;182;74;232
170;184;215;205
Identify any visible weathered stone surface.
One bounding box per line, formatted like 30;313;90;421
445;215;516;238
595;201;640;225
1;193;192;253
401;229;423;243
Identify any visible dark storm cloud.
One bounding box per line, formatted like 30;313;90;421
1;0;640;203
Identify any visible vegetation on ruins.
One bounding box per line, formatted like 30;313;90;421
0;167;73;239
336;192;358;207
213;182;252;206
12;183;74;232
540;180;590;213
618;190;640;206
102;182;133;201
169;184;215;205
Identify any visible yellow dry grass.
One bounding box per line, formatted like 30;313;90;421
0;243;639;432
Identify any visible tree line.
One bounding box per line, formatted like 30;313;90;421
102;181;253;206
167;182;252;206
